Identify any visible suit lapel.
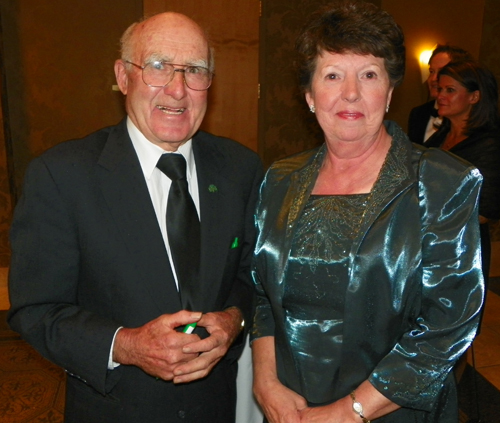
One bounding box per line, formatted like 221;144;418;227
97;121;181;313
193;135;233;313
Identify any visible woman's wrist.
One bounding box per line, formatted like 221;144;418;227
348;380;400;421
350;390;370;422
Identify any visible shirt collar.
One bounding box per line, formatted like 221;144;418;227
127;117;195;180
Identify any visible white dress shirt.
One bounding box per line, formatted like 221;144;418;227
127;117;200;289
423;102;442;143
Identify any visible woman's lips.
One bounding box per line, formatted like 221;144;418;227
337;111;363;119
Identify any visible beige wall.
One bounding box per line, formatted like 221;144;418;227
144;0;260;153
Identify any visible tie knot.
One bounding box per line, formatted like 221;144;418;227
156;154;187;181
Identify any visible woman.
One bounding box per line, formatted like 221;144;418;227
427;60;500;289
251;2;484;422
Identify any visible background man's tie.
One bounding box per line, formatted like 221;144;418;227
156;154;200;310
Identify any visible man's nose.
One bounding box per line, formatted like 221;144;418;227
163;70;187;98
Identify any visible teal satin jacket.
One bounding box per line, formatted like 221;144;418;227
251;122;484;422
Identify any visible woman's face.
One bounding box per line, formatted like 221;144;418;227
437;74;479;121
305;52;393;144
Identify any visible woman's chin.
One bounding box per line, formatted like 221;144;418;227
326;131;366;143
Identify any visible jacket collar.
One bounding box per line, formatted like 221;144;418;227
284;121;417;252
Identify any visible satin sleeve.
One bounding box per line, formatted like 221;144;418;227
250;171;277;340
369;164;484;410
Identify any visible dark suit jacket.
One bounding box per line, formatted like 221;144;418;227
407;100;436;144
8;119;263;423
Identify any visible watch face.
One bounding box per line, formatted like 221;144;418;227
353;402;363;413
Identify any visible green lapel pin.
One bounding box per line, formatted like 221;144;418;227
208;184;218;193
231;237;239;249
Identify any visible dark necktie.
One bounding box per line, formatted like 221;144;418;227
156;154;200;311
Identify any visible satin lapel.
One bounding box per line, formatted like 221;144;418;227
352;124;417;254
192;137;232;312
340;126;418;385
276;147;325;296
262;147;324;392
97;122;181;313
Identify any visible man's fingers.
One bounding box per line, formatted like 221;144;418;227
162;310;202;330
182;332;220;353
172;351;221;383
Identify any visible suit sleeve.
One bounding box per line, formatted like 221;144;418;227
407;107;418;143
221;154;264;358
7;157;119;394
369;163;484;410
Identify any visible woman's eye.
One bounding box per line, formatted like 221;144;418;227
365;72;377;79
326;74;338;80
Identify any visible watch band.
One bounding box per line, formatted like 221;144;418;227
350;391;371;423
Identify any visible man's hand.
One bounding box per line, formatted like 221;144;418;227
113;310;202;380
171;307;244;383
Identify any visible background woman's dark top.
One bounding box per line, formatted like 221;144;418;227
427;124;500;289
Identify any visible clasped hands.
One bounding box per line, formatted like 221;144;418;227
113;308;243;383
254;379;360;423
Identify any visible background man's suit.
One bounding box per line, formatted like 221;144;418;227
407;100;436;144
8;119;263;423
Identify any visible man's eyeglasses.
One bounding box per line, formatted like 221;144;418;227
125;60;213;91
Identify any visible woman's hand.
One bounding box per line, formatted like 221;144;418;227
298;396;355;423
299;380;400;423
254;377;307;423
252;336;307;423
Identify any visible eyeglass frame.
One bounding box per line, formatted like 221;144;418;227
124;60;214;91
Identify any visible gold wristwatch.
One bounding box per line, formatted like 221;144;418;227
350;391;371;423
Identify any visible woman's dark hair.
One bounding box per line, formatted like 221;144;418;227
439;61;500;134
296;0;405;92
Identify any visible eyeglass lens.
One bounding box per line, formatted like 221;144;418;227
143;62;212;90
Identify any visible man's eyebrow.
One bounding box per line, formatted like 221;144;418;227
188;59;209;68
146;54;208;68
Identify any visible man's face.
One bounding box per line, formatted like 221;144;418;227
427;52;450;100
115;13;209;151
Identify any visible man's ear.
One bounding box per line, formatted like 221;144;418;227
114;60;129;95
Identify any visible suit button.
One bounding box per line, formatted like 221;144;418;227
178;410;186;419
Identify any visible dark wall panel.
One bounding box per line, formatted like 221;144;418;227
1;0;142;197
258;0;382;168
0;0;142;265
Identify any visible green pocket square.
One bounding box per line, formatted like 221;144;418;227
230;237;239;249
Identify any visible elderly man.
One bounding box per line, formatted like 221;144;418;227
8;12;262;423
407;44;473;144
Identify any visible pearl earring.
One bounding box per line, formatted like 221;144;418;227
309;104;316;113
386;104;390;113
